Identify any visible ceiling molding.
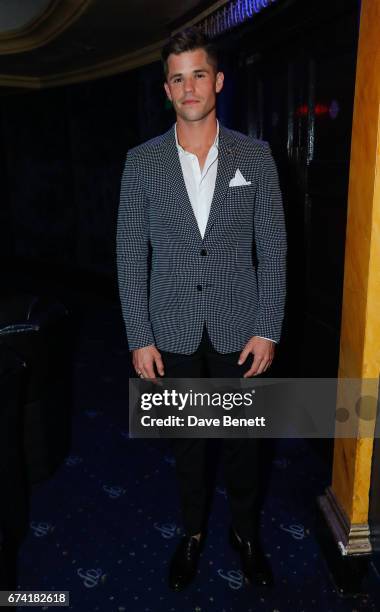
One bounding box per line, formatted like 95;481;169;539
0;0;93;54
171;0;229;33
0;38;166;89
0;0;231;89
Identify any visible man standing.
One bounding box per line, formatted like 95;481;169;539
116;27;286;591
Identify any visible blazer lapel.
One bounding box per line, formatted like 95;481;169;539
159;125;203;244
203;124;237;240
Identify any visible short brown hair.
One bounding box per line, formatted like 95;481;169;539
161;26;218;78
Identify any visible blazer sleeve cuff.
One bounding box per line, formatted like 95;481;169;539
252;310;284;344
126;322;155;351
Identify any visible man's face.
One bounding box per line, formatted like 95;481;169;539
164;48;224;123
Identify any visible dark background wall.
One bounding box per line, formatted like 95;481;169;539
0;0;360;379
216;0;360;377
0;68;153;278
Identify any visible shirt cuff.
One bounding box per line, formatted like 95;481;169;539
255;335;277;344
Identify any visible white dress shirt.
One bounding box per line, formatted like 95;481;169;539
174;121;275;345
175;120;219;239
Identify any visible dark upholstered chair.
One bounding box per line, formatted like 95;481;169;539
0;294;73;485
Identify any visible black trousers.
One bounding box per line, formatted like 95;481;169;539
159;325;260;540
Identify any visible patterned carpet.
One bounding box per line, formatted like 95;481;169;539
16;297;380;611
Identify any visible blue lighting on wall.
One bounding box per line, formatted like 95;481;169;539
198;0;278;37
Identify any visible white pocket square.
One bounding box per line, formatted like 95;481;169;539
229;169;251;187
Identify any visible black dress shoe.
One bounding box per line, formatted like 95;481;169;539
168;534;204;591
229;526;274;587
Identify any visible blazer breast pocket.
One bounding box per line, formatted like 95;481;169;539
226;183;256;202
225;185;255;223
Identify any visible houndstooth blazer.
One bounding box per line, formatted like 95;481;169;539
116;122;287;354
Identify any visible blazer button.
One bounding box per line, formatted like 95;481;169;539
197;284;202;292
200;249;208;256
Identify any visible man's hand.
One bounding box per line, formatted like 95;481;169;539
132;345;165;380
238;336;275;377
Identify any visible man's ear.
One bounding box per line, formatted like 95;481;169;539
215;71;224;94
164;81;172;101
